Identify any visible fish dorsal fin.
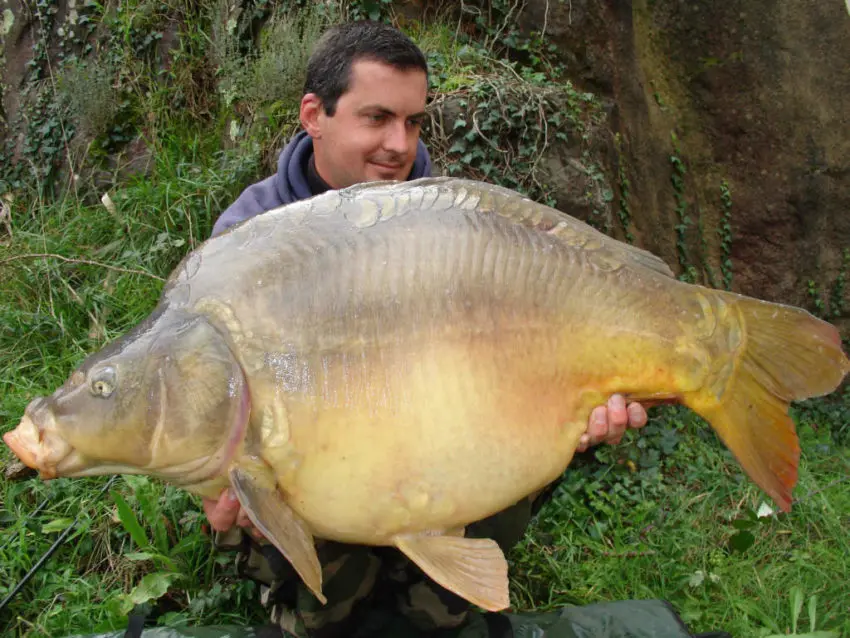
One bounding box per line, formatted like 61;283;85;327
337;177;676;279
392;533;509;612
229;463;326;604
462;179;675;279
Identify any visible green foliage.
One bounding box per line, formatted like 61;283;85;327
0;132;264;636
432;75;596;206
615;134;635;244
718;179;734;290
828;248;849;318
808;279;827;318
509;399;850;637
210;0;333;115
57;58;122;141
805;248;849;320
696;209;719;289
670;132;694;281
108;475;244;617
458;0;565;78
667;144;737;291
344;0;394;22
413;4;604;211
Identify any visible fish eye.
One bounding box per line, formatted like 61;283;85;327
90;367;116;398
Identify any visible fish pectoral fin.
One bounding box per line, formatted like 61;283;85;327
392;533;509;612
229;465;326;604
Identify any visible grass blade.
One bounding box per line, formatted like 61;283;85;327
808;594;818;633
790;586;804;634
111;488;152;551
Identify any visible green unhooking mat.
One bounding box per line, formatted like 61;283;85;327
65;599;732;638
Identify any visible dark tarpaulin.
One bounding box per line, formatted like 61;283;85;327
64;599;732;638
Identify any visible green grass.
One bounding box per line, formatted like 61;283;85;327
509;405;850;637
0;130;266;636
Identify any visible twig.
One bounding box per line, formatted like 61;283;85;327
471;109;508;154
0;253;165;281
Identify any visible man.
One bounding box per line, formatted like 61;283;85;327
205;20;649;638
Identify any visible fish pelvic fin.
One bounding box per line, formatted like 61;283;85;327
688;295;850;512
393;533;509;612
229;463;326;604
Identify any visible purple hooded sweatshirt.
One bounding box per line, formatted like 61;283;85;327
210;130;433;238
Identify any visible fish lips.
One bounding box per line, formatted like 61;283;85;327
3;412;74;480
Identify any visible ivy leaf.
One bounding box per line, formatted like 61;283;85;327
448;140;467;154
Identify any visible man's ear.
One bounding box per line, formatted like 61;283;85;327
300;93;324;139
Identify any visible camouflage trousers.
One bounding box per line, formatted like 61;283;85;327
214;489;555;638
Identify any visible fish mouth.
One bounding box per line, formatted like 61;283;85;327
3;413;74;480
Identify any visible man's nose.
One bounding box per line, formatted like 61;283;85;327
383;120;411;156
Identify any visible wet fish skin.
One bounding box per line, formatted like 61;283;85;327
4;176;848;612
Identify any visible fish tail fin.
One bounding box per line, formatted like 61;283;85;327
686;295;849;512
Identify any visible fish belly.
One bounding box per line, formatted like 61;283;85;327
271;332;587;545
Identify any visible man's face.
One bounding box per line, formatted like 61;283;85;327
302;59;428;189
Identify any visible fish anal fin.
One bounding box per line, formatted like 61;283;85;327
393;533;509;612
229;464;326;604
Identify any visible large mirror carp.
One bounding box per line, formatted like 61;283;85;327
4;177;848;611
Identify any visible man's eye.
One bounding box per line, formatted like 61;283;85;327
367;113;386;123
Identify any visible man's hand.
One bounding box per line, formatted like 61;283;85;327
202;489;262;537
577;394;647;453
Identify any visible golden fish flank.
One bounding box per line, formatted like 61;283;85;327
3;176;848;614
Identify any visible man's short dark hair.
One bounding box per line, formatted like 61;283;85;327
304;20;428;116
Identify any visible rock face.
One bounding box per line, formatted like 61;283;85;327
519;0;850;323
